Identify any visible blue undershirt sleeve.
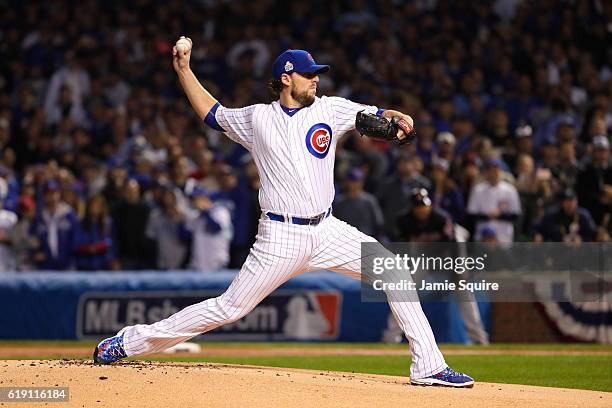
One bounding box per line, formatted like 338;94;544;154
204;102;224;132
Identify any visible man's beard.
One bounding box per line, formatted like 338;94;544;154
291;88;315;107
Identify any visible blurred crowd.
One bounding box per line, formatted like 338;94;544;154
0;0;610;271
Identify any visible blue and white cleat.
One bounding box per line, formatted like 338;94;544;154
93;334;127;364
411;367;474;388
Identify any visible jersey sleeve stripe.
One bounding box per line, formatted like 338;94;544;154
204;102;224;132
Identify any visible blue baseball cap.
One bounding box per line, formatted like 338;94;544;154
272;50;330;79
190;186;211;199
43;180;60;192
347;167;365;181
481;226;497;239
485;158;503;169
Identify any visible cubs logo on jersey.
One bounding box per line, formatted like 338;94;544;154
305;123;332;159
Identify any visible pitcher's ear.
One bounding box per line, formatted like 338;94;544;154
280;73;292;87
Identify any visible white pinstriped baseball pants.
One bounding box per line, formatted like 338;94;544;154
122;215;446;379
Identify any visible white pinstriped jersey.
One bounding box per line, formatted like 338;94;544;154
214;96;379;217
115;52;451;378
123;98;448;379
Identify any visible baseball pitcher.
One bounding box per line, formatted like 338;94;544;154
93;37;474;388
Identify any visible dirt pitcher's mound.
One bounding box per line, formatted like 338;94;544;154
1;360;609;408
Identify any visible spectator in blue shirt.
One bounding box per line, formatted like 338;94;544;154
74;194;116;270
534;189;597;243
30;180;79;270
429;158;465;226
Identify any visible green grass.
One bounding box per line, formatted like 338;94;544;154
1;340;611;352
147;354;612;392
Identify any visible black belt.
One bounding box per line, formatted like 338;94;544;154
267;208;332;226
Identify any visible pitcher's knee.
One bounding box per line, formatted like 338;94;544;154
215;297;251;324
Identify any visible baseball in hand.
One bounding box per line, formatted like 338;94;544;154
175;36;191;53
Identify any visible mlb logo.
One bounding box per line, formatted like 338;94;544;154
282;292;341;340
